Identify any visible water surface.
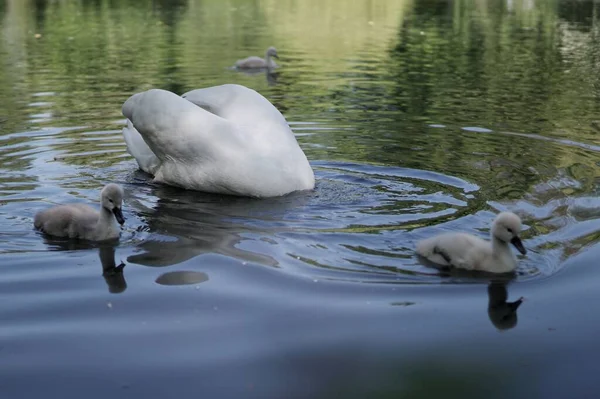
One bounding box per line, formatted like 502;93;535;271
1;0;600;397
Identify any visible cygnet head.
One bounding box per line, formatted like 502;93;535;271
491;212;526;255
266;46;279;59
101;184;125;225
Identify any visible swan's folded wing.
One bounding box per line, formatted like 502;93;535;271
182;84;290;133
122;89;240;163
122;120;160;175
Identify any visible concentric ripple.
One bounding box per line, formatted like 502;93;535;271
111;159;567;285
2;120;595;285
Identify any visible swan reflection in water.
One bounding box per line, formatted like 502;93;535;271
487;280;523;330
155;270;209;286
101;250;211;290
126;182;309;268
101;248;210;289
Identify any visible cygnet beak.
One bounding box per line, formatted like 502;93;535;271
272;53;279;59
510;236;527;255
112;207;125;225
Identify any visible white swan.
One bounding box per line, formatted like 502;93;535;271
235;47;279;69
415;212;527;273
121;84;315;197
34;184;125;241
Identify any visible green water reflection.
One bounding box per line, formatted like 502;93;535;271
0;0;599;200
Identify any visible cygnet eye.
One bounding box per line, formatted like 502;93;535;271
109;199;114;203
507;228;513;233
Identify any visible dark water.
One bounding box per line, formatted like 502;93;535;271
1;0;600;397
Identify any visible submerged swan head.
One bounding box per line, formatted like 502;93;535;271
101;183;125;225
491;212;526;255
266;46;279;59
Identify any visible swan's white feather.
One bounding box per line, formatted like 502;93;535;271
122;85;314;197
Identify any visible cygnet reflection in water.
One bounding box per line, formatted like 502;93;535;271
234;68;279;86
487;281;524;330
125;185;309;267
99;244;127;294
40;237;127;294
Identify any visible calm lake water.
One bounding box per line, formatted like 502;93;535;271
1;0;600;397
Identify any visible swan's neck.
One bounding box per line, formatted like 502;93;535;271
96;207;119;240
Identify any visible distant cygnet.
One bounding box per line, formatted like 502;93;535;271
235;46;279;69
416;212;527;273
34;184;125;241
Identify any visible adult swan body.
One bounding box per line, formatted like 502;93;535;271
121;84;315;198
